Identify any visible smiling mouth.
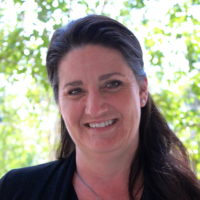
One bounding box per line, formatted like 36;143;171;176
85;119;118;128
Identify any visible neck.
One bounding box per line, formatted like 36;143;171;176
74;147;140;200
76;146;135;181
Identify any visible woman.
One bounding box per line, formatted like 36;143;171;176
0;15;200;200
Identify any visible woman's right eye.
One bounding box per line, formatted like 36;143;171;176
68;88;83;96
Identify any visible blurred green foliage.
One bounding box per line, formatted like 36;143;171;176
0;0;199;178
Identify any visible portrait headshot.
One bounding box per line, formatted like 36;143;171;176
0;1;200;200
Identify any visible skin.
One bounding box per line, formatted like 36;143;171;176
58;45;148;199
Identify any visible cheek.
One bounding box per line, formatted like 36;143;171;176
59;98;83;128
117;90;141;125
111;88;140;111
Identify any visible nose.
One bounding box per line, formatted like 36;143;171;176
85;90;108;117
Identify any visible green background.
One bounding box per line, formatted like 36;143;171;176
0;0;199;178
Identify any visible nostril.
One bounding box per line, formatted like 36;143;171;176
85;104;107;116
84;92;106;116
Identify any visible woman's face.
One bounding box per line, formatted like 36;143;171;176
58;45;147;156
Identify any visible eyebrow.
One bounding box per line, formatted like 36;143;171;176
99;72;125;80
63;72;124;88
63;80;83;88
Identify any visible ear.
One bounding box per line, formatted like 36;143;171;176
139;77;148;107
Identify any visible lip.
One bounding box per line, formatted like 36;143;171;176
83;118;118;128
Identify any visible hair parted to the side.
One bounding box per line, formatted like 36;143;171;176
46;15;200;200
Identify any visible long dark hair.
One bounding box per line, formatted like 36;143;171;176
46;15;200;199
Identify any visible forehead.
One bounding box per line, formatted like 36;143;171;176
59;44;132;74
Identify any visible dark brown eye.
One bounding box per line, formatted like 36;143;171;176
68;88;83;95
105;80;122;89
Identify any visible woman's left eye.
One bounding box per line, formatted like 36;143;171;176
104;80;122;89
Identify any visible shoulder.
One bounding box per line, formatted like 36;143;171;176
0;153;76;200
0;159;63;184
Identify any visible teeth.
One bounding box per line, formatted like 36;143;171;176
88;119;115;128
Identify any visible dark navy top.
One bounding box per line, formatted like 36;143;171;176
0;153;78;200
0;152;151;200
